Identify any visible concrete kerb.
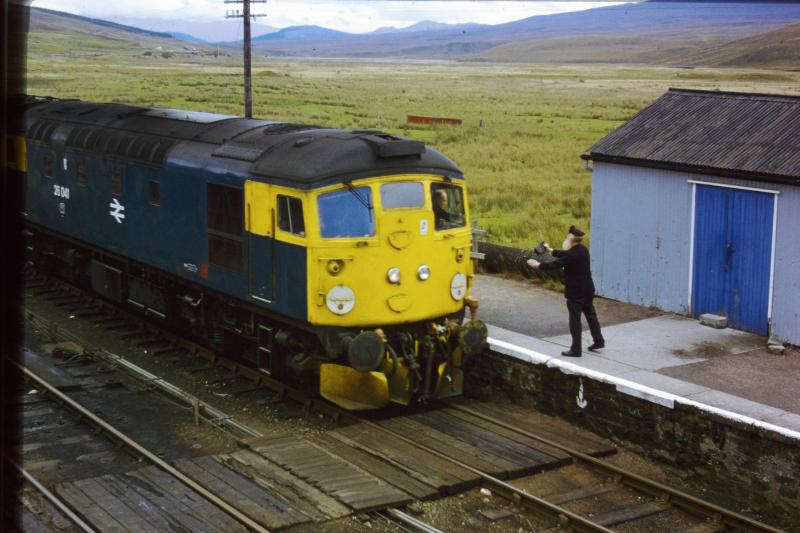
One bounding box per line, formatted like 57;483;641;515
488;337;800;443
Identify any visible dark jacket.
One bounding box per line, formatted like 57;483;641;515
433;205;451;229
539;244;595;300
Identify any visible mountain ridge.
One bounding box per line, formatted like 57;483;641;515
33;7;174;39
27;4;800;68
107;16;278;43
370;20;488;35
246;2;800;58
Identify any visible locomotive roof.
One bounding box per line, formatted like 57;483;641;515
23;96;464;189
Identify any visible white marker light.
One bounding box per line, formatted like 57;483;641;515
326;285;355;315
387;267;401;284
417;265;431;281
450;273;467;301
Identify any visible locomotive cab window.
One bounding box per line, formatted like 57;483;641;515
431;183;466;230
111;170;123;196
277;195;305;236
149;181;161;206
318;186;375;238
207;183;243;272
381;182;425;209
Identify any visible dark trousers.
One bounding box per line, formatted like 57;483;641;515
567;297;604;352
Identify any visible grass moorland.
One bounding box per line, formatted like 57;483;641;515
25;42;800;249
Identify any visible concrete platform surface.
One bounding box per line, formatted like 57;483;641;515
472;274;800;432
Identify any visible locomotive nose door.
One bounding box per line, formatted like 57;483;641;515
245;180;275;303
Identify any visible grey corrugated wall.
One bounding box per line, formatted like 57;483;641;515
590;162;800;345
590;163;693;314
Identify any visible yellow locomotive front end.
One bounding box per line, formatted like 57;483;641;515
306;174;487;409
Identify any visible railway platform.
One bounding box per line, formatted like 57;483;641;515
473;273;800;436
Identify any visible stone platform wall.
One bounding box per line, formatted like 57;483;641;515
465;351;800;526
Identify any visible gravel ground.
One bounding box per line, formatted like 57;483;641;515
471;273;663;338
660;344;800;413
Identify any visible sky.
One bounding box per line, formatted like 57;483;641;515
32;1;626;33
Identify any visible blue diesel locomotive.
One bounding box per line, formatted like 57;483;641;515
12;96;487;409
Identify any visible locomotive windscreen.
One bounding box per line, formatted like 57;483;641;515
318;187;375;238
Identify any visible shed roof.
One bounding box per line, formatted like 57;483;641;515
584;88;800;185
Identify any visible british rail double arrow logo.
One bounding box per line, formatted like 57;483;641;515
109;198;126;224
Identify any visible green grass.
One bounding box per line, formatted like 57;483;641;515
25;39;800;249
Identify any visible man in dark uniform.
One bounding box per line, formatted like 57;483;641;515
433;190;452;229
527;225;604;357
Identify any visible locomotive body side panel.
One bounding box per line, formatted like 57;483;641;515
245;180;308;321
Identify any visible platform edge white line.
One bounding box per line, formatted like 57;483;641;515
488;337;800;442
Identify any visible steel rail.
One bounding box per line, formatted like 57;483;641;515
342;412;614;533
23;270;780;531
383;509;446;533
25;309;262;439
22;276;624;530
15;362;269;533
9;459;99;533
445;400;783;533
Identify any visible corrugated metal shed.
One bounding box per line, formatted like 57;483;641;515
585;89;800;185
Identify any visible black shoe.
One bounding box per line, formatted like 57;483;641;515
588;342;605;352
561;350;581;357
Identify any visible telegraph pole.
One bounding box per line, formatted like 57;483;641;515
225;0;266;118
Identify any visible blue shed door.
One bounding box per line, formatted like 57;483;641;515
692;185;774;334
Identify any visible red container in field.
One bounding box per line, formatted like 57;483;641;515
407;115;462;126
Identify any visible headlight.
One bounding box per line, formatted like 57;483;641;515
450;273;467;301
387;267;401;284
417;265;431;281
326;285;355;315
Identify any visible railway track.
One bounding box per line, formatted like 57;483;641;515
15;341;443;533
14;360;264;532
18;268;785;532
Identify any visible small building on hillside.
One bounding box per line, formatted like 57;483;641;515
583;88;800;344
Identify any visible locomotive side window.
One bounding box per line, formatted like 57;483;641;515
149;181;161;206
277;195;305;236
207;183;243;272
381;182;425;209
431;183;466;230
77;161;87;186
43;156;53;179
111;170;123;196
318;186;375;238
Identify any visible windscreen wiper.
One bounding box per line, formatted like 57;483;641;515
345;183;373;213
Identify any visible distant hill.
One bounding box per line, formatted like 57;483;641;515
477;14;800;67
169;32;207;44
32;7;173;39
28;7;218;56
25;3;800;68
371;20;488;35
248;2;800;59
477;34;734;64
252;25;352;42
681;21;800;68
108;17;278;43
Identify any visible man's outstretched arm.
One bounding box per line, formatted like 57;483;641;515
528;255;569;270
